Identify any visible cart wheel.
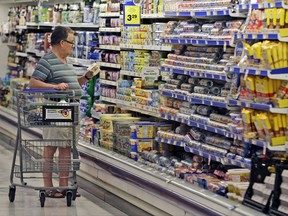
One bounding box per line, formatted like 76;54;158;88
66;191;72;207
39;191;46;207
8;186;16;202
72;189;77;201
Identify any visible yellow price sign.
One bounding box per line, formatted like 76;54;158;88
124;5;141;26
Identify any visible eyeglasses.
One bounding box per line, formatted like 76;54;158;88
63;39;75;46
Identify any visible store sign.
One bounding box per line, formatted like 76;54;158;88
141;67;160;88
124;2;141;26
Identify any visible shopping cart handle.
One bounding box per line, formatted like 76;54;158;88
22;88;58;93
23;88;75;96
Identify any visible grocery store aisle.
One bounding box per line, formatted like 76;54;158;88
0;139;128;216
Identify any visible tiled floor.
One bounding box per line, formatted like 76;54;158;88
0;140;128;216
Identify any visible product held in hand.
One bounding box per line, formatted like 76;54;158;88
87;63;101;76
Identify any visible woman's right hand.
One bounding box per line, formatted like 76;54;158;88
54;83;69;90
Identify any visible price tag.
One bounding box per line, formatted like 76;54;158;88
124;5;141;26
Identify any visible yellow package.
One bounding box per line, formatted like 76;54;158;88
259;113;273;141
100;114;132;131
252;42;262;65
277;42;284;68
272;43;280;69
254;114;266;139
246;76;256;100
262;42;275;69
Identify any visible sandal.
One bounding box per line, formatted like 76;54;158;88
45;190;65;198
60;190;81;197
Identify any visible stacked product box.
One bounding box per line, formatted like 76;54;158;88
131;87;160;109
117;79;161;112
73;31;99;60
130;122;172;160
100;114;133;150
112;118;141;156
250;174;276;206
122;23;168;46
121;50;150;73
122;25;153;45
164;0;231;13
117;80;133;102
152;23;166;46
141;0;164;15
26;33;46;53
272;166;288;214
164;19;244;41
130;122;157;160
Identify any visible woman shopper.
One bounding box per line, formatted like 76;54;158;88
29;26;94;198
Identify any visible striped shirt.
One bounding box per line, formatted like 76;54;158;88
31;51;82;98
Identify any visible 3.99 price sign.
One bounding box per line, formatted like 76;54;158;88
124;5;141;26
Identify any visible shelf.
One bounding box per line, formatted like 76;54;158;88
120;44;172;51
161;65;227;81
229;99;288;114
67;57;97;67
141;14;166;19
161;90;228;109
99;45;121;51
165;10;230;17
120;70;142;77
100;97;160;117
162;38;231;46
226;66;269;77
99;27;121;32
99;12;121;17
25;22;99;29
15;52;28;57
99;79;118;86
235;33;279;40
163;112;287;150
161;113;234;139
7;63;18;68
98;62;121;69
189;97;227;108
155;137;186;147
16;25;27;30
186;146;251;169
100;96;116;103
61;23;99;28
226;65;288;80
26;49;44;57
238;1;285;10
161;90;188;101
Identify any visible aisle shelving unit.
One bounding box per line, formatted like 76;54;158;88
225;2;288;214
0;103;264;215
161;90;228;108
162;38;232;46
120;44;172;51
161;65;229;81
2;0;288;215
98;45;121;51
237;1;287;10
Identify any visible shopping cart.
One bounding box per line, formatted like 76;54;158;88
9;89;81;207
